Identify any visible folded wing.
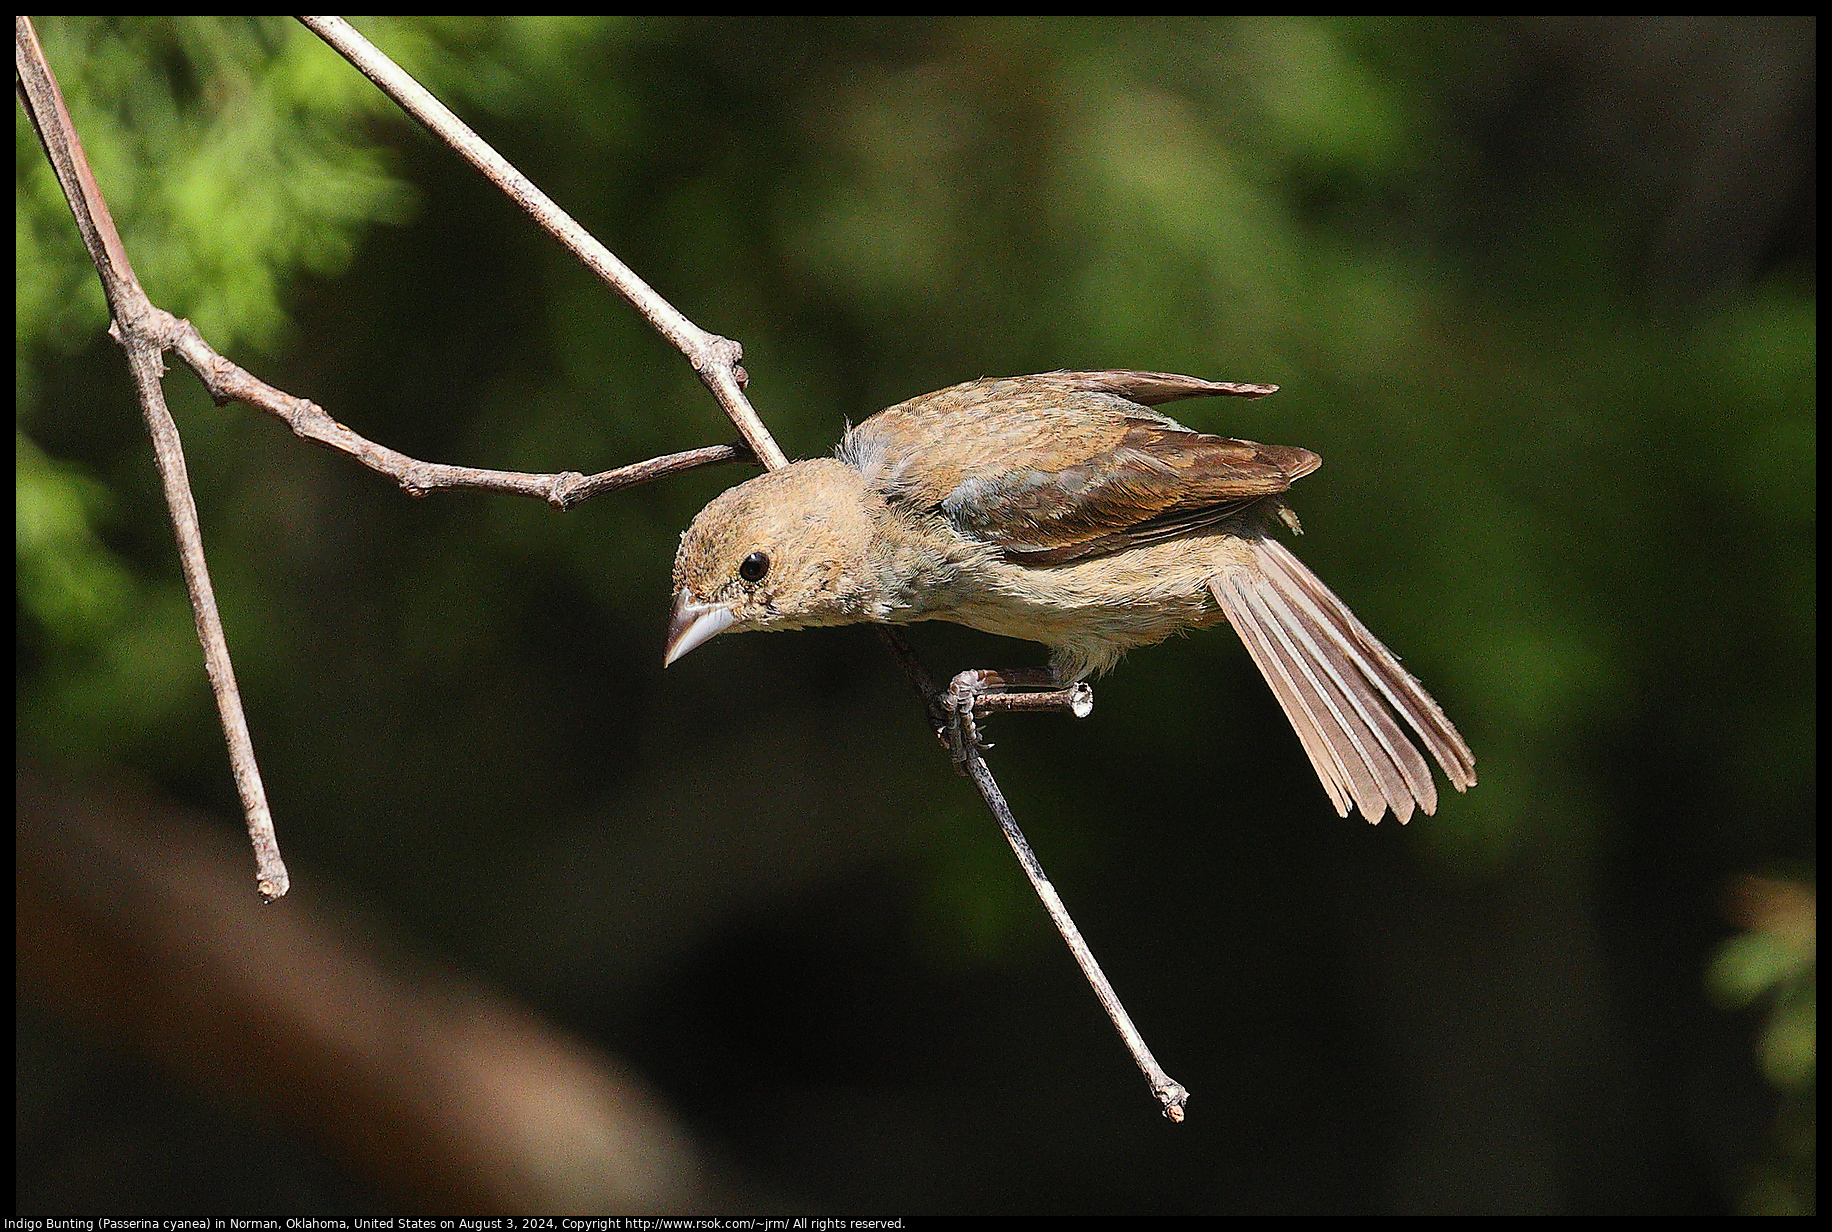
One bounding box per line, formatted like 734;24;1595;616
843;372;1316;565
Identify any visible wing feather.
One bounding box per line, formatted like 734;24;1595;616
839;373;1313;565
1016;369;1279;405
1256;540;1477;791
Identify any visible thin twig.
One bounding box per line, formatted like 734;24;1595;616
877;628;1189;1120
165;313;756;505
122;332;292;902
17;15;289;900
876;627;951;732
298;14;1190;1118
296;15;787;473
23;15;1187;1115
959;753;1190;1122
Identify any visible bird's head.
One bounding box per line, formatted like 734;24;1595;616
666;458;880;666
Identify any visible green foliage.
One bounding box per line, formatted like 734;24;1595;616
16;18;1814;1209
16;16;416;368
1709;878;1815;1214
18;14;420;762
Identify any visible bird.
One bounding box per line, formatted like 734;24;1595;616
665;370;1475;823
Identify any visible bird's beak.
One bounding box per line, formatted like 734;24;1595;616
664;591;737;666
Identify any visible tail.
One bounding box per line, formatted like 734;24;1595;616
1207;538;1476;824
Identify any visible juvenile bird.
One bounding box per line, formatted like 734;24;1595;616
666;370;1475;823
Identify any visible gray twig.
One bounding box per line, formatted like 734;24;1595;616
960;752;1190;1122
163;314;756;506
877;629;1188;1120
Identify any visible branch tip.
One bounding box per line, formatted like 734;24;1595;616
27;16;1185;1118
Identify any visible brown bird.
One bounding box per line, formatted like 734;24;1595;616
666;370;1475;823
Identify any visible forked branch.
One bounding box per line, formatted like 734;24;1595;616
17;14;1187;1119
15;16;752;900
295;15;786;473
19;15;290;900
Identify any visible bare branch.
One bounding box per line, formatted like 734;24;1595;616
15;17;142;303
296;15;788;473
18;16;289;901
960;753;1191;1122
16;19;753;899
21;15;1188;1115
878;628;1189;1121
164;315;754;505
292;16;1191;1116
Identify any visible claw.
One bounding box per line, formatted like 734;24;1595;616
941;669;1091;768
943;679;991;768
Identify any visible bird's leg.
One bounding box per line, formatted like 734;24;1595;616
943;668;1095;766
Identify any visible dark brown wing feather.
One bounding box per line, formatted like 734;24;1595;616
1017;370;1279;405
839;372;1313;565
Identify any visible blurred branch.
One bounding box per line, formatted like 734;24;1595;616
16;764;732;1211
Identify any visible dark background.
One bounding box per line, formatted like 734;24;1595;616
17;16;1814;1215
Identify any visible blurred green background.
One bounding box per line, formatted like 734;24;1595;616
17;16;1814;1215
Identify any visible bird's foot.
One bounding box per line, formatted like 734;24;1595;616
941;669;1095;769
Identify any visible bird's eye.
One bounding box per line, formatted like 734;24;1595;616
738;551;770;583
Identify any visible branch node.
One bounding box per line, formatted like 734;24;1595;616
692;334;743;376
399;463;435;498
26;13;1187;1115
548;471;587;509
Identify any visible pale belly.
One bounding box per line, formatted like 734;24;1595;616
889;530;1255;679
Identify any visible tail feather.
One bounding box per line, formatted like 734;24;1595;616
1241;577;1434;821
1208;539;1476;824
1256;540;1476;792
1211;571;1357;816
